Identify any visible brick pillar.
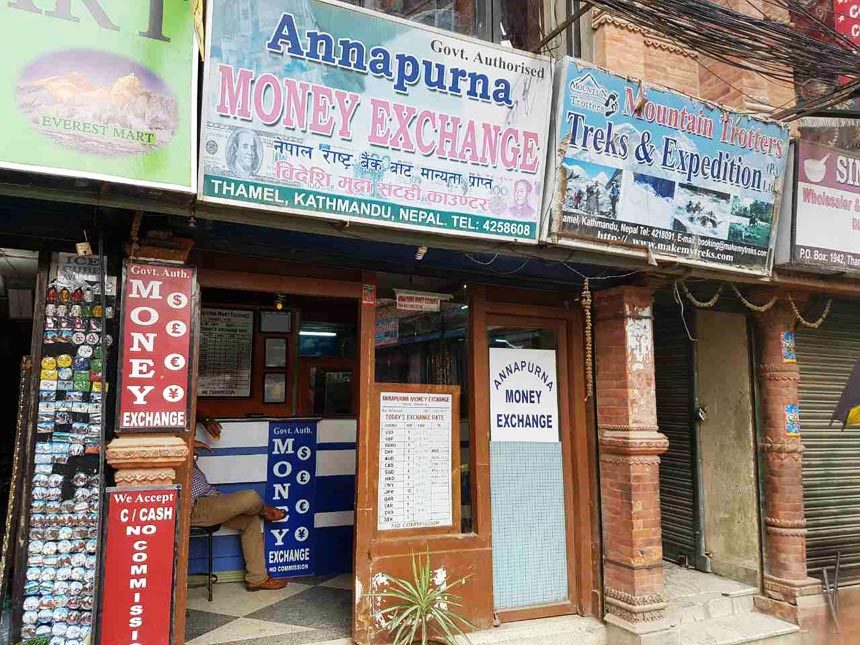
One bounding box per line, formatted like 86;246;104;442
754;301;823;626
594;287;674;643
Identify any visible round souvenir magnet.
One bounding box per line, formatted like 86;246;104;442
67;625;82;638
69;444;84;457
50;637;65;645
72;288;83;303
40;567;56;581
76;345;93;358
52;623;68;637
42;541;57;555
22;611;38;625
91;304;102;318
41;357;57;371
23;596;39;612
38;580;54;595
58;527;73;540
55;304;68;318
29;540;44;555
85;332;99;345
49;474;64;487
69;581;83;596
45;303;57;316
57;566;73;581
38;608;54;623
57;354;72;368
72;317;85;332
72;357;89;371
70;567;85;581
57;365;73;378
70;304;82;317
43;330;58;344
71;332;85;345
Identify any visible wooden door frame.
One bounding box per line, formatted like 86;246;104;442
175;266;374;645
471;289;596;622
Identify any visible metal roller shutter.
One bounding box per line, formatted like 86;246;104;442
654;305;698;566
796;302;860;583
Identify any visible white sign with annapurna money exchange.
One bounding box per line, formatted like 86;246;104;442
489;348;559;443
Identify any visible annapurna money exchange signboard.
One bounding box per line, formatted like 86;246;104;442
199;0;552;242
545;58;790;274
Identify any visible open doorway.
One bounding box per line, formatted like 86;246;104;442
185;289;357;644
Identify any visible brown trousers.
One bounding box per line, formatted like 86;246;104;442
191;490;267;585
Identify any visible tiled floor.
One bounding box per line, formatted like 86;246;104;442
186;573;353;645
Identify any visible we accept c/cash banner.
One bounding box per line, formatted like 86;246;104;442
0;1;197;191
199;0;553;242
546;58;790;274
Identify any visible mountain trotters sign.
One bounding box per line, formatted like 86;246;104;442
117;261;196;432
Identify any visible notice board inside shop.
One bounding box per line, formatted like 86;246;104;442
373;384;460;535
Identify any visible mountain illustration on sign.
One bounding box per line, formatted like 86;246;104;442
16;49;178;157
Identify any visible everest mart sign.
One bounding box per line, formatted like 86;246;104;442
0;1;197;191
199;0;553;242
117;261;197;433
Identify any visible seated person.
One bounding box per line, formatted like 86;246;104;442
191;414;287;591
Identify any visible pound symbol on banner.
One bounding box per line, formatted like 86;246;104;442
296;470;311;485
166;320;188;337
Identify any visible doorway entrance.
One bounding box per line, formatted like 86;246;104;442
475;295;594;623
183;273;365;645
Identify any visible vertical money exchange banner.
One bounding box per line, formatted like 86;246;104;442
265;419;317;578
200;0;553;242
0;1;197;190
101;486;179;645
546;58;790;274
117;261;196;432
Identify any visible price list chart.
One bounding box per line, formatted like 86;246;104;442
377;391;454;531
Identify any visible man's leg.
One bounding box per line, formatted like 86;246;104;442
222;513;267;586
191;490;264;527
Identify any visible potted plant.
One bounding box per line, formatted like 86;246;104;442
374;551;474;645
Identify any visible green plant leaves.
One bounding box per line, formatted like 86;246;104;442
371;550;475;645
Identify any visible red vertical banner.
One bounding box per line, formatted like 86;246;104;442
835;0;860;43
101;487;179;645
117;261;196;432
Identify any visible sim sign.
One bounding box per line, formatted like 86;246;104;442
116;261;197;432
265;419;318;578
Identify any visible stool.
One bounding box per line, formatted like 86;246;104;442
190;524;221;601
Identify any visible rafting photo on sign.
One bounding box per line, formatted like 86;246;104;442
198;0;554;242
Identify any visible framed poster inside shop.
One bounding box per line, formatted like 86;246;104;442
12;252;118;644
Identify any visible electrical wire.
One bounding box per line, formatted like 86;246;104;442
583;0;860;119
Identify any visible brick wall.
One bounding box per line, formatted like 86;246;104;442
590;6;793;112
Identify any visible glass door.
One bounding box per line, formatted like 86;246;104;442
488;320;572;613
